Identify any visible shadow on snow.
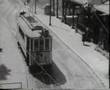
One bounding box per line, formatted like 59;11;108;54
29;62;66;86
0;64;11;80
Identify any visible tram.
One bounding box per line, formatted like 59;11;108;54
17;12;53;67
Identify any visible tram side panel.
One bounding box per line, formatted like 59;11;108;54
17;26;27;57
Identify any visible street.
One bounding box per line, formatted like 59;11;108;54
0;0;107;89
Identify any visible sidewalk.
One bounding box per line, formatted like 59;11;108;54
0;18;28;89
34;14;109;88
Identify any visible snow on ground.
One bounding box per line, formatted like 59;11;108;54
0;0;28;89
0;15;28;89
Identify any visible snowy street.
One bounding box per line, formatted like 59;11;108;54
0;0;109;89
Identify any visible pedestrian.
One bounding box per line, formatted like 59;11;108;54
0;48;2;52
0;36;2;52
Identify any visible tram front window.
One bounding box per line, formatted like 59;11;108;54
34;39;39;51
45;39;49;50
40;39;44;51
34;38;44;51
34;38;52;51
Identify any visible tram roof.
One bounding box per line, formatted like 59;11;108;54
17;16;42;38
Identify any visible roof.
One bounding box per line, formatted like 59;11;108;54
94;4;109;14
70;0;109;14
94;1;109;15
70;0;109;5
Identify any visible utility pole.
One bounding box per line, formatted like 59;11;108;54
35;0;37;14
53;0;55;15
109;54;110;88
62;0;65;22
56;0;59;18
49;0;52;25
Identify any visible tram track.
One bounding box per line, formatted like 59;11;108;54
32;14;105;89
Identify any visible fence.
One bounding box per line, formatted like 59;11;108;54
0;82;22;89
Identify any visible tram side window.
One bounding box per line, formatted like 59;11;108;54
31;39;34;51
19;26;24;39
